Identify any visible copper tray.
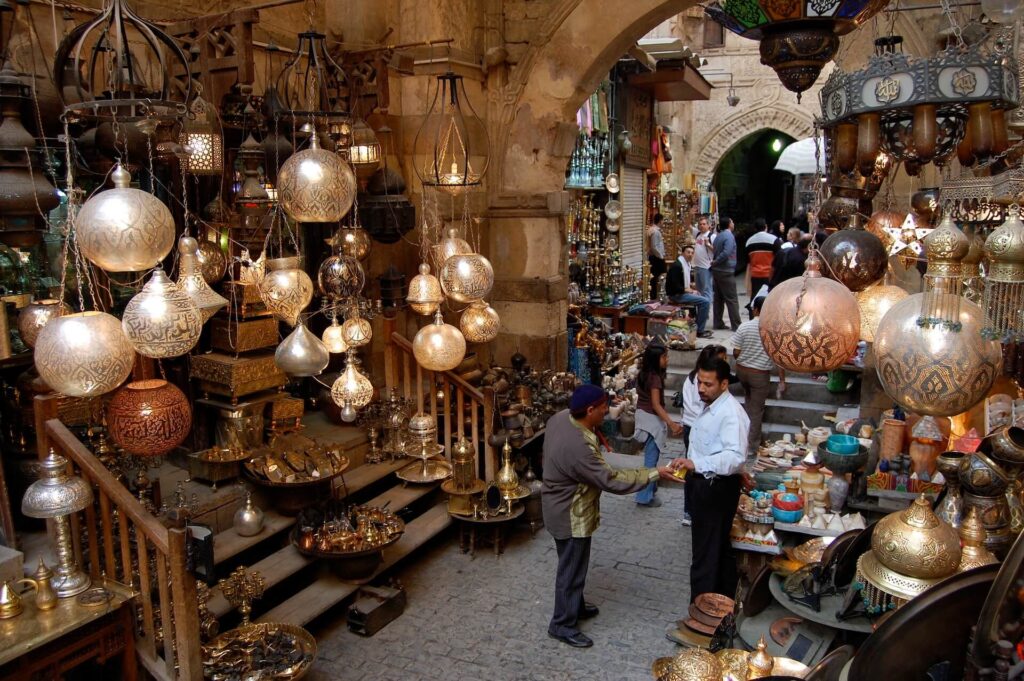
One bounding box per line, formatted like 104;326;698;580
683;616;716;636
687;603;722;628
694;592;734;619
770;616;803;646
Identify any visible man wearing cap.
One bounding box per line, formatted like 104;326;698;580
543;384;684;648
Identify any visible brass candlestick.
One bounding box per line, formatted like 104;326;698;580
218;566;266;625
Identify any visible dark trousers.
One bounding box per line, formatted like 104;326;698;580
711;269;741;330
684;474;741;601
649;255;667;300
736;365;771;454
549;536;592;637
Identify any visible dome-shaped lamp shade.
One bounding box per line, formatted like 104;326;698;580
75;164;175;272
122;269;202;358
106;379;192;457
35;311;135;398
277;134;356;223
414;72;490;194
259;258;314;327
407;263;444;316
460;300;500;343
758;253;860;373
177;236;228;323
22;451;93;518
440;253;494;303
275;322;329;377
413;311;466;371
874;293;1002;417
18;299;69;349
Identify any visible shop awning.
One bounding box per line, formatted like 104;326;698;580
626;59;712;102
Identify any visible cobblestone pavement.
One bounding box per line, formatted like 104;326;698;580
308;453;693;681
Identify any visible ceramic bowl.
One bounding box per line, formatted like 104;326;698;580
827;433;859;454
959;452;1011;497
772;507;805;524
773;492;804;511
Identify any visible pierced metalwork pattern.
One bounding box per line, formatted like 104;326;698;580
35;312;135;398
259;267;313;327
277;147;356;224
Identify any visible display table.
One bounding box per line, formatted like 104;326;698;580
0;580;137;679
451;504;524;557
587;303;629;332
767;573;873;634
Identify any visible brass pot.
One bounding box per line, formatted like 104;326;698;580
959;452;1011;497
990;426;1024;465
963;491;1012;530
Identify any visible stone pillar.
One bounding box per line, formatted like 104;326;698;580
486;206;568;370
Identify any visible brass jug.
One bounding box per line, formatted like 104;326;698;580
31;559;58;611
0;579;37;619
496;440;519;496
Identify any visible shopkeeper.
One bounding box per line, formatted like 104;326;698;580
542;385;683;648
669;356;749;601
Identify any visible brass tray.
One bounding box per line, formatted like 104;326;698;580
291;518;405;560
441;478;486;495
198;447;251;464
404;442;446;459
243;456;349;488
501;484;531;501
791;536;835;565
203;621;316;680
396;459;452;484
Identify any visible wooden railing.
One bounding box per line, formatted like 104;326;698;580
35;395;202;681
383;320;497;481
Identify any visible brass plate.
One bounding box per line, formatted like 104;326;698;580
502;484;531;501
396;459;452;484
197;447;251;464
204;621;316;680
694;592;734;619
651;657;672;679
792;536;836;565
77;588;114;607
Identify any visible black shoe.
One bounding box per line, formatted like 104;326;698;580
579;602;600;620
698;330;714;338
713;325;728;330
549;630;594;648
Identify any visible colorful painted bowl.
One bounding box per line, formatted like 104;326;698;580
772;506;805;524
773;492;804;511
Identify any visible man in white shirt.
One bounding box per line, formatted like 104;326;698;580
692;216;715;300
669;355;749;601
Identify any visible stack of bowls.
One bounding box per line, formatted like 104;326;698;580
818;433;869;474
772;492;804;523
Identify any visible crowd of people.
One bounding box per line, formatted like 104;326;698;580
544;213;821;649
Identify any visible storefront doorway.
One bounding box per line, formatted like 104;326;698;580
711;129;796;232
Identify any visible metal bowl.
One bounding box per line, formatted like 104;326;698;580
604;199;622;220
958;452;1010;497
204;621;317;680
990;426;1024;465
935;451;965;482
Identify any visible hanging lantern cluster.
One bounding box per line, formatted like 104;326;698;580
820;34;1019;176
873;213;1003;416
414;72;490;194
704;0;887;99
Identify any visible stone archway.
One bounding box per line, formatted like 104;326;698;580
484;0;699;368
692;106;816;180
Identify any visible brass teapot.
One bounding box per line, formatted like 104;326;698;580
0;578;38;619
30;559;58;611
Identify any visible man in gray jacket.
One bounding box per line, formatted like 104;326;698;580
542;384;683;648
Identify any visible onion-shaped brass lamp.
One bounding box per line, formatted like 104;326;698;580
341;311;372;348
275;322;329;377
322;317;349;354
819;225;888;292
759;251;860;373
259;257;313;327
22;450;93;597
318;254;365;300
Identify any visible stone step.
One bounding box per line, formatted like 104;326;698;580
732;395;850;429
256;501;452;627
666;372;855;407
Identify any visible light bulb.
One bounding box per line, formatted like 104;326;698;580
341;404;357;422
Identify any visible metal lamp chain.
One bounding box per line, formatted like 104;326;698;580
939;0;965;49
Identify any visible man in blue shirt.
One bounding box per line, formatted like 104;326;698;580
711;217;742;331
